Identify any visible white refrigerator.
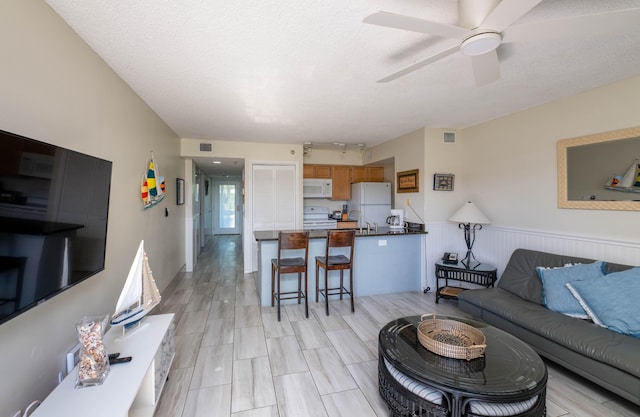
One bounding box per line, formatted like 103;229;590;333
349;182;392;227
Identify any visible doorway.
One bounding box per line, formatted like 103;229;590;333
213;179;242;235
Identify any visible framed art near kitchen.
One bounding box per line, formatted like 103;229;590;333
176;178;185;205
397;169;419;193
433;173;454;191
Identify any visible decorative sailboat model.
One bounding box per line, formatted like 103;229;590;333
110;240;161;334
605;159;640;193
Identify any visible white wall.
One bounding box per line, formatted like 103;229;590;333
367;129;427;224
422;76;640;291
463;75;640;242
0;2;184;415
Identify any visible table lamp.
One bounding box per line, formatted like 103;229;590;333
448;201;490;267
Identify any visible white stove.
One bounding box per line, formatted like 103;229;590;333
303;206;337;230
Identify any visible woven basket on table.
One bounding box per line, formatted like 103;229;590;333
417;314;486;361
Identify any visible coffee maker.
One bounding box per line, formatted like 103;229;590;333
386;209;405;229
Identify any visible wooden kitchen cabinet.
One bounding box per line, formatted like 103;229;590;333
336;221;357;229
303;165;315;178
350;166;366;183
350;166;384;183
303;163;384;186
331;165;351;200
303;164;332;179
366;166;385;182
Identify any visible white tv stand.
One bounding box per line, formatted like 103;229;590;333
32;314;175;417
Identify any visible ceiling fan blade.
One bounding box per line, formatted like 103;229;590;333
502;8;640;44
471;50;500;86
377;45;460;83
363;11;469;40
480;0;544;32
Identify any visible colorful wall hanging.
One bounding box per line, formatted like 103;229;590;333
141;153;165;208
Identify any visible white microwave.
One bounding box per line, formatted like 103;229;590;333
303;178;332;198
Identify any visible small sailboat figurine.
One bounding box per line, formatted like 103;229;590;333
110;240;161;333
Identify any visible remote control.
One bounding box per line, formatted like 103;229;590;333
109;356;132;365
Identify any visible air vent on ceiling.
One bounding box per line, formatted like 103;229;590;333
200;143;212;152
443;132;456;143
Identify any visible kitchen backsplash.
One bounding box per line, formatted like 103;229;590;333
303;198;349;213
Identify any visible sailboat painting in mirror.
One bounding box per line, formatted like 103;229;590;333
110;240;161;335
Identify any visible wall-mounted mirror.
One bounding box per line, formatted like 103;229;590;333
558;127;640;211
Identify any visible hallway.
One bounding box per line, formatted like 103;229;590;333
152;235;639;417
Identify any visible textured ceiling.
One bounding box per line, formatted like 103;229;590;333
45;0;640;149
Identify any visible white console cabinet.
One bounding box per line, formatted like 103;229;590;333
32;314;175;417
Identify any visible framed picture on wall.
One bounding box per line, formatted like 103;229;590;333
397;169;419;193
176;178;185;205
433;173;454;191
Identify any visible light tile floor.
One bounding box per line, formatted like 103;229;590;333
153;235;640;417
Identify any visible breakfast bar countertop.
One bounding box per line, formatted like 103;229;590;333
253;227;427;307
254;227;427;241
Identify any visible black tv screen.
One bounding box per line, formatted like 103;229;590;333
0;129;112;325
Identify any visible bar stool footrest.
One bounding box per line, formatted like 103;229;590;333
274;290;306;301
318;287;351;299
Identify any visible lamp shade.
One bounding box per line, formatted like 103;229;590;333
448;201;490;225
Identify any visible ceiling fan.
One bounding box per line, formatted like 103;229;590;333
364;0;640;86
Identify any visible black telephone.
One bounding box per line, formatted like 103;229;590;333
442;252;458;264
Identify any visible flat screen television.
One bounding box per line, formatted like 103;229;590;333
0;129;112;326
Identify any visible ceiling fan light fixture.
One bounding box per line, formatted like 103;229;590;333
460;32;501;56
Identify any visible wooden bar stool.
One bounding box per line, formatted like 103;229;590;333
315;229;355;316
271;231;310;321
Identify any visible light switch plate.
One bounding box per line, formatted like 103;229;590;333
66;342;81;374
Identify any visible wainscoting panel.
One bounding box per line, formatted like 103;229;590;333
424;223;640;293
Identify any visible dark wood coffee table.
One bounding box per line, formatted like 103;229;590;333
378;315;547;417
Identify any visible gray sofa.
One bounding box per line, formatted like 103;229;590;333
457;248;640;406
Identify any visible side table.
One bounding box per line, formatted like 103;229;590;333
435;260;496;303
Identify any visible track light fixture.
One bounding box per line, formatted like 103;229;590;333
302;141;366;154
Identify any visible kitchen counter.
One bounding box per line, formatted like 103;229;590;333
254;227;427;241
254;227;427;307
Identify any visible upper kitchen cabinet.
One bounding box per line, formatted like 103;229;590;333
303;163;385;199
350;166;384;183
303;164;332;179
331;165;351;200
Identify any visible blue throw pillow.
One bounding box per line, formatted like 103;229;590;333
536;261;606;318
567;267;640;338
